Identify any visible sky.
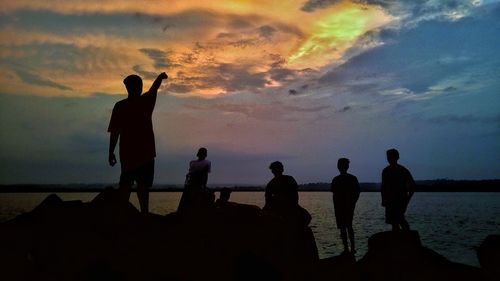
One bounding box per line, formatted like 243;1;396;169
0;0;499;185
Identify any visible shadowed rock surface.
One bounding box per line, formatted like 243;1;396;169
0;191;495;281
478;235;500;281
358;231;483;281
0;191;317;281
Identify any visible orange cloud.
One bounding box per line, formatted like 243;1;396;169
0;0;394;97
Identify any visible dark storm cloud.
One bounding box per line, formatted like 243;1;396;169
288;84;311;96
213;63;269;92
166;83;195;94
14;69;72;90
338;106;352;113
0;9;270;39
301;0;342;12
1;43;125;75
139;48;175;69
211;22;301;51
167;63;270;94
132;65;158;80
258;25;277;38
269;68;297;82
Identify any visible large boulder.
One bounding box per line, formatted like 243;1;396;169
358;231;481;281
0;191;319;281
477;235;500;281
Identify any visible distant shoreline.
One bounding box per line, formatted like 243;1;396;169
1;179;499;192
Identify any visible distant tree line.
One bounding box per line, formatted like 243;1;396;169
1;179;499;192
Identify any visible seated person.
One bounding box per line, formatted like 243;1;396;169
177;148;212;212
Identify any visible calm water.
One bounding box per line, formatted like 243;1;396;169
1;192;499;266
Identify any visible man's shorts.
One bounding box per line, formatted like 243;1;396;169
385;201;407;224
120;160;154;187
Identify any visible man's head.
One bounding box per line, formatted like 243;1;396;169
219;188;231;203
386;148;399;165
337;158;349;174
197;147;208;160
269;161;284;176
123;74;143;98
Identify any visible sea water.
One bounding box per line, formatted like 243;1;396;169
1;192;499;266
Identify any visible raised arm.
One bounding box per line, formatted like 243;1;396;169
148;72;168;95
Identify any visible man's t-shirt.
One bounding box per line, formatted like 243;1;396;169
108;91;156;172
187;159;211;188
381;164;414;206
265;175;299;206
331;173;360;209
189;159;211;174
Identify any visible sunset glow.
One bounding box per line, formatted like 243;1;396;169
0;0;394;97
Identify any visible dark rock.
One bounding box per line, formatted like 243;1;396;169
0;191;319;281
1;191;490;281
478;235;500;281
358;231;482;281
311;253;359;281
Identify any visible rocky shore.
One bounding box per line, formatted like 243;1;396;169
0;190;498;281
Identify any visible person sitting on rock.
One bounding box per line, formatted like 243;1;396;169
215;188;236;208
187;147;211;189
264;161;312;226
331;158;360;254
381;148;415;231
264;161;299;211
178;147;212;211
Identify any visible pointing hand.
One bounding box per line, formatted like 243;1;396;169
158;72;168;80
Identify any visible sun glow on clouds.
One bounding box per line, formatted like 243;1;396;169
0;0;394;97
288;3;392;68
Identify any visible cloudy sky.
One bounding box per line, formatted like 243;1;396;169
0;0;499;185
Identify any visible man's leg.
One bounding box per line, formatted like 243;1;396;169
119;172;133;205
397;203;410;230
137;160;154;214
347;226;356;253
400;218;410;231
137;184;149;214
386;205;401;231
340;228;349;252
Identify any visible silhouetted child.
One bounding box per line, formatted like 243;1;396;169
178;148;212;211
381;149;415;231
215;188;232;207
264;161;299;211
108;72;168;214
331;158;360;254
264;161;313;225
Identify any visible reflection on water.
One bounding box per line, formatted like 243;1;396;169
1;192;499;266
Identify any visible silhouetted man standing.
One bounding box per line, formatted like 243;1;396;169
381;149;415;231
331;158;360;254
108;72;168;214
